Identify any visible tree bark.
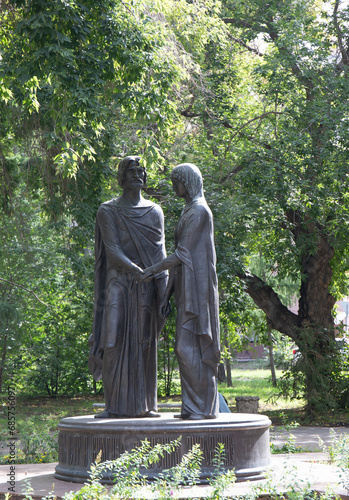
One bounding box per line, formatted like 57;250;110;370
218;362;226;383
241;232;335;346
225;357;232;387
0;328;8;395
267;328;277;387
240;230;337;411
298;235;335;332
241;273;299;339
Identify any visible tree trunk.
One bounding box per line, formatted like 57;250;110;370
222;335;233;387
218;362;226;383
298;235;335;332
241;232;338;411
45;382;52;397
225;357;232;387
0;328;8;394
267;328;277;387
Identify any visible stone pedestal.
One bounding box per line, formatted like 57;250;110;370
55;413;271;484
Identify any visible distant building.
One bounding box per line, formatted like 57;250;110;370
235;340;266;361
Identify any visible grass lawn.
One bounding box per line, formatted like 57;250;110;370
219;358;349;426
218;359;306;424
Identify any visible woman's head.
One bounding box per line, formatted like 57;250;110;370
170;163;203;200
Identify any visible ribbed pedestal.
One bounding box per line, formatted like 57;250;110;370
54;413;271;484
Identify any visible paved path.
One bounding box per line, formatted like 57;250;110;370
270;424;349;452
1;426;349;499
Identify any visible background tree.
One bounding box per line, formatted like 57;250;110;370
0;0;183;395
157;0;349;411
218;0;349;411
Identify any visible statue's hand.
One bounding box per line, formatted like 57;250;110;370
136;267;154;283
131;264;144;281
160;299;171;318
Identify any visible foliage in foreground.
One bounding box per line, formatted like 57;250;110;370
322;430;349;495
15;437;346;500
61;438;236;500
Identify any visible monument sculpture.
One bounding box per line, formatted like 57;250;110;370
55;159;271;485
138;163;220;420
88;155;168;418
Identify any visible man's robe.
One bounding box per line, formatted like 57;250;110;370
89;198;167;417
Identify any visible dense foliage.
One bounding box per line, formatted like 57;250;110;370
1;0;349;412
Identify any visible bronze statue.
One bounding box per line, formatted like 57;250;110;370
88;156;168;418
139;163;220;420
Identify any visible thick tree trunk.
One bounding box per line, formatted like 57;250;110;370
241;232;338;411
218;362;226;383
298;236;335;331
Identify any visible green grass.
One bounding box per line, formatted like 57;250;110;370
218;359;307;425
218;359;349;426
0;394;106;464
0;394;105;438
219;360;302;405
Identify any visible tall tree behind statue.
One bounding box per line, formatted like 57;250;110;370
182;0;349;412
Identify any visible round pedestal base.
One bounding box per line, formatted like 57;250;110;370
55;413;271;484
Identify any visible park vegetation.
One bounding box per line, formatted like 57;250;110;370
1;0;349;414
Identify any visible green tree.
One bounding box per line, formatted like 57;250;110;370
3;0;349;413
192;0;349;411
0;179;95;396
0;0;182;218
155;0;349;411
0;0;183;395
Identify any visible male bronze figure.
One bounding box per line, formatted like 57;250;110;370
89;156;167;418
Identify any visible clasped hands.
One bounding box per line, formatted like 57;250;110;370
133;265;156;284
132;264;171;318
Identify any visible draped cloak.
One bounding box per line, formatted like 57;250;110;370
88;198;167;417
172;197;220;418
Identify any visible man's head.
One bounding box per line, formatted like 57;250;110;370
117;156;147;188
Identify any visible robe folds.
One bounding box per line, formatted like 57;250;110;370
88;198;167;417
173;197;220;418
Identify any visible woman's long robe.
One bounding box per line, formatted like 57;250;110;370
173;197;220;418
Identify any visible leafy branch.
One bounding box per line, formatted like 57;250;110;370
0;277;50;307
227;33;264;57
